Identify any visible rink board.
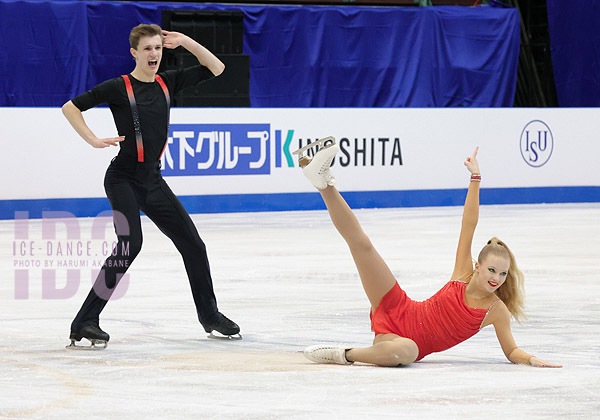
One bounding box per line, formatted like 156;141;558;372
0;107;598;219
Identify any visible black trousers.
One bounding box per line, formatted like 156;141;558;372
71;158;218;331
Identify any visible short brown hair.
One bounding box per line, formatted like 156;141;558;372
129;24;164;49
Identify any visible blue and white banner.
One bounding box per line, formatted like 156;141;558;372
162;124;271;176
0;107;598;218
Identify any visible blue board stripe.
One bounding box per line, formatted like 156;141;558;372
0;186;598;220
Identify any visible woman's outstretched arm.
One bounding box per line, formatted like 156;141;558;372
451;147;481;280
492;303;562;368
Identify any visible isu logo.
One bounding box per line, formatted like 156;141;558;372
520;120;554;167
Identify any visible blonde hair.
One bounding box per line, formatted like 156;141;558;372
129;24;164;50
477;237;526;322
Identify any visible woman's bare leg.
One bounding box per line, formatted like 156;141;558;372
345;334;419;366
320;186;397;309
301;141;418;367
321;187;419;366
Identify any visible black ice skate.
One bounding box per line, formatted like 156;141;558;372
202;312;242;340
66;325;110;350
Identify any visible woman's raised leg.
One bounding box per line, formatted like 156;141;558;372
300;139;418;367
319;186;397;310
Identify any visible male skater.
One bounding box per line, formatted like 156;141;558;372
62;24;240;348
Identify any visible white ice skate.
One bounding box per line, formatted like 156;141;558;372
303;344;353;365
292;136;339;190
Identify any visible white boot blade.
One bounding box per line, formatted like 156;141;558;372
292;136;336;156
207;331;243;341
66;338;108;350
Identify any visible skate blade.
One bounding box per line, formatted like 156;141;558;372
65;339;108;350
292;136;336;156
207;331;243;341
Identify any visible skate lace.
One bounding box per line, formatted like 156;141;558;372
318;157;335;185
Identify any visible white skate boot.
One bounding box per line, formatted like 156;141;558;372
292;137;339;190
303;344;353;365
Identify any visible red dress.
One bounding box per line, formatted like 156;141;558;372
370;280;498;361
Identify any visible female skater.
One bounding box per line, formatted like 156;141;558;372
298;141;561;367
62;24;240;348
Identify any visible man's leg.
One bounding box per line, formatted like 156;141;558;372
70;178;143;339
143;180;239;336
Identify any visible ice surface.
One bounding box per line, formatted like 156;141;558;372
1;203;599;419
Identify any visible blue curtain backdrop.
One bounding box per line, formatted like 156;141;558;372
547;1;600;107
0;0;520;107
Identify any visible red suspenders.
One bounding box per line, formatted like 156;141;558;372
122;74;170;163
